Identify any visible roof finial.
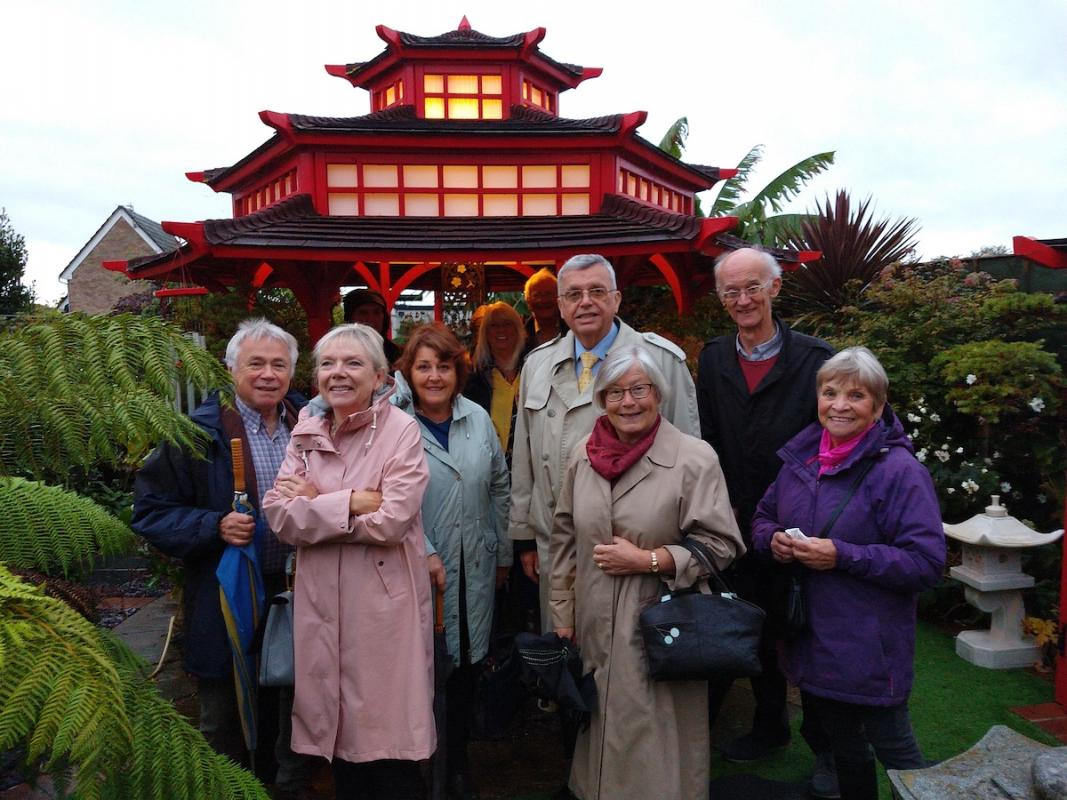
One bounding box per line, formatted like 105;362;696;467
458;15;471;31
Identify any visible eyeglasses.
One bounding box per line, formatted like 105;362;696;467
559;287;614;305
604;383;654;403
718;282;771;303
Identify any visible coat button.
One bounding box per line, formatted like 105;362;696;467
547;409;556;417
542;454;549;461
378;561;384;566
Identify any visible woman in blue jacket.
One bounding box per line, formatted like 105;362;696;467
394;323;511;800
751;347;945;800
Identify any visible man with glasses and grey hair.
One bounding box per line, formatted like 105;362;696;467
133;318;310;798
509;254;699;629
508;253;699;799
697;247;837;797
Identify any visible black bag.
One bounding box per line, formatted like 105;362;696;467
779;458;876;640
639;539;764;681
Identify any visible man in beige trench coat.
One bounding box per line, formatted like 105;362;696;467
507;253;700;631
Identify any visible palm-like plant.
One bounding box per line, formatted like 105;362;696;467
779;190;920;324
0;312;269;799
655;119;835;245
709;144;836;246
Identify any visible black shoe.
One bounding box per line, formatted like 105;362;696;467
716;731;791;763
807;750;840;799
445;772;480;800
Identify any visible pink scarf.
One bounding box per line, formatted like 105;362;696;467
816;424;875;476
586;414;661;482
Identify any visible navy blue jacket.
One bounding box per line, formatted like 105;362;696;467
751;406;946;706
131;391;305;679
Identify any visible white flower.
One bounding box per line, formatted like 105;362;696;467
1029;397;1045;413
992;451;1001;459
966;373;977;385
907;412;922;423
981;468;988;474
1000;482;1012;492
956;447;964;454
962;480;980;494
935;450;951;463
929;412;941;423
1038;494;1047;504
946;487;956;494
916;449;928;463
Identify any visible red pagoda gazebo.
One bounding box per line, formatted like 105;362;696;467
109;18;815;342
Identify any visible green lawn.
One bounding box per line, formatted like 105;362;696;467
710;620;1058;799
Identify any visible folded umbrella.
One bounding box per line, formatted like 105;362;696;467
215;438;266;769
514;631;597;729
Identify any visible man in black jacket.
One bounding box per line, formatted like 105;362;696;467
697;248;838;797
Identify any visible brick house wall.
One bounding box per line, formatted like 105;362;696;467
66;218;157;314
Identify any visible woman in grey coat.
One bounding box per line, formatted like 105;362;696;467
394;323;511;800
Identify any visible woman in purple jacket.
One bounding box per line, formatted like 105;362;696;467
751;347;945;800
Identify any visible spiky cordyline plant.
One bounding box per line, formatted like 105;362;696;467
779;190;920;326
0;312;269;798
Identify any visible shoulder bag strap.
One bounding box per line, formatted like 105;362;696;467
678;538;735;595
816;456;877;539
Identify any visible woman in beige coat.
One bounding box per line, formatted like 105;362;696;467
550;345;744;800
264;324;434;800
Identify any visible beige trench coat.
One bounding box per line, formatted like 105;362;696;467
263;387;435;764
509;320;700;630
550;419;743;800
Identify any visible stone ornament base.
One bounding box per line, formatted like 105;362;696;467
956;630;1041;669
888;725;1066;800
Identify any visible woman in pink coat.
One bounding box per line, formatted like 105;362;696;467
264;323;434;800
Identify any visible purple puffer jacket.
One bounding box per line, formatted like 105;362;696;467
751;406;945;707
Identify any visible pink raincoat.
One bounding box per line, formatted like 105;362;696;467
263;385;435;764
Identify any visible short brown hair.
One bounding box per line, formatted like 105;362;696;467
397;322;470;399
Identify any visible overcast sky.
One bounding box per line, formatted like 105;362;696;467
3;0;1065;305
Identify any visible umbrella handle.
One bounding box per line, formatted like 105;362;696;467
434;585;445;633
230;438;246;494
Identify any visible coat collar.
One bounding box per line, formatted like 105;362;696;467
577;416;681;501
716;314;795;397
546;319;635;410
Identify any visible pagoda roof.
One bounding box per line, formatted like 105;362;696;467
327;22;600;90
1013;235;1067;269
123;193;744;280
192;106;730;191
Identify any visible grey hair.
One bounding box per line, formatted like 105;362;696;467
523;267;558;299
592;345;670;411
558;254;617;291
473;302;527;373
225;318;298;378
817;346;889;408
313;323;388;374
713;247;781;289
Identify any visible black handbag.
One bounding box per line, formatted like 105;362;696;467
639;539;764;681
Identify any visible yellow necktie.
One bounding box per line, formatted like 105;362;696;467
578;352;599;393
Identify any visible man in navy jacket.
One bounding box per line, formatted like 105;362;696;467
697;249;837;797
133;319;307;793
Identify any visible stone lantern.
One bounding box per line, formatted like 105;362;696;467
944;495;1063;669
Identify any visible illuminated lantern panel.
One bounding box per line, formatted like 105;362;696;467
372;79;405;111
617;167;692;214
237;168;298;215
423;73;504;120
522;79;556;113
325;161;592;217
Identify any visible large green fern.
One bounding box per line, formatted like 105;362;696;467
0;313;230;480
0;477;136;577
0;566;269;799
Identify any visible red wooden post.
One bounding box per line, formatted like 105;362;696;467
1057;482;1067;708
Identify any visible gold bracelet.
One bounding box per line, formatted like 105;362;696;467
649;549;660;574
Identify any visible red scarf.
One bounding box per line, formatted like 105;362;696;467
586;414;662;482
816;424;875;476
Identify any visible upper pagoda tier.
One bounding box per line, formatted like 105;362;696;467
325;17;601;119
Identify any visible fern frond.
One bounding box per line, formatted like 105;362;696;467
0;477;135;576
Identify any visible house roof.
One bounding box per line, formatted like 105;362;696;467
1012;235;1067;269
59;206;179;283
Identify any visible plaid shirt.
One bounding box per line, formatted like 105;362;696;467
235;395;292;574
